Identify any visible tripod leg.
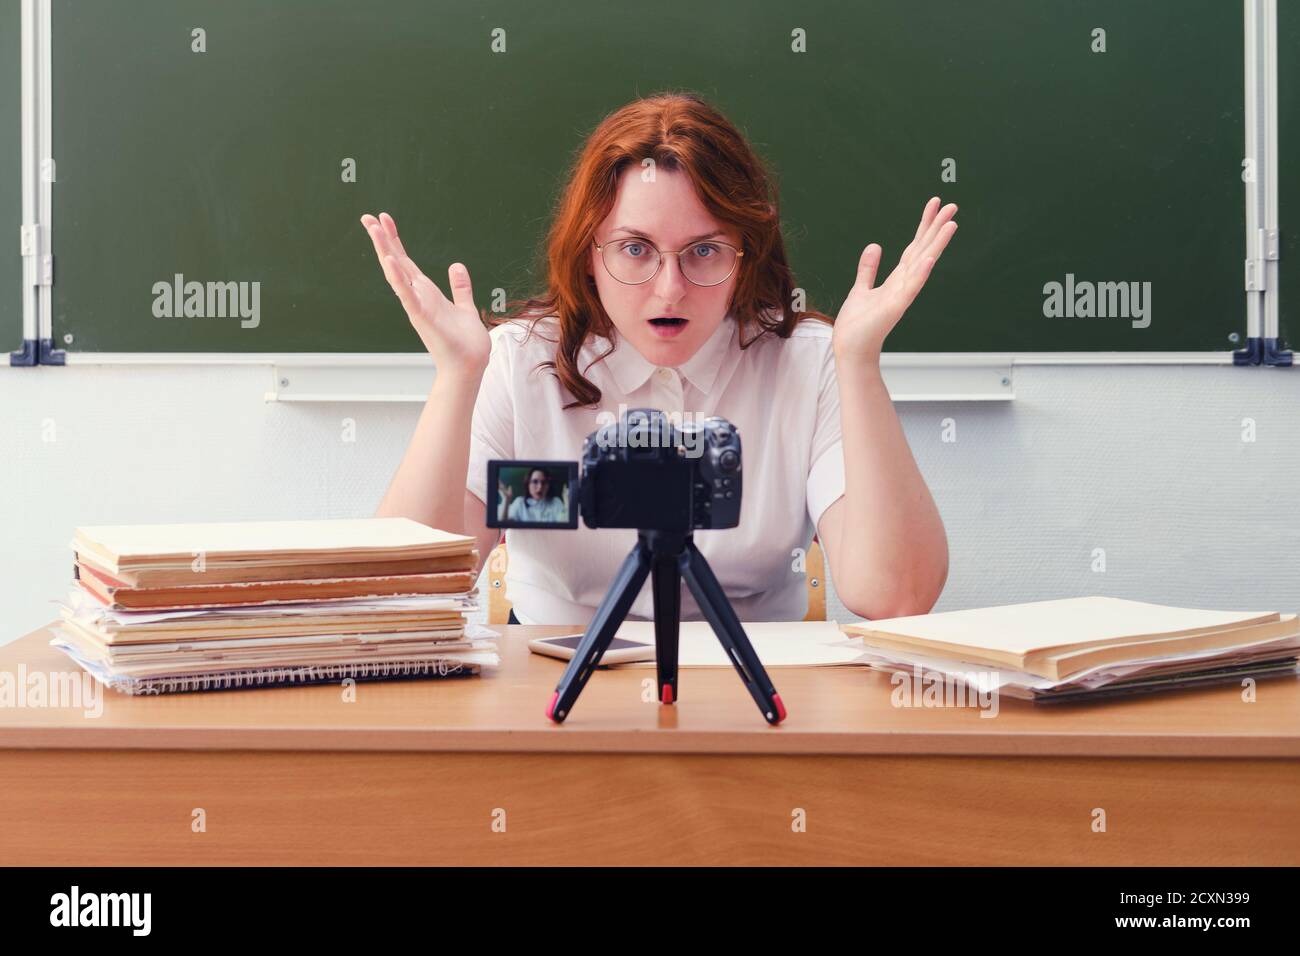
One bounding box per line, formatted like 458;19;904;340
650;549;681;704
548;540;650;723
679;542;787;724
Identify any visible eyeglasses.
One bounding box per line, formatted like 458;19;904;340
529;477;548;485
593;236;743;287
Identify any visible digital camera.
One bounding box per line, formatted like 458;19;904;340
485;408;742;532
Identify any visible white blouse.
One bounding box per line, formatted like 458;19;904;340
466;310;846;625
504;494;569;523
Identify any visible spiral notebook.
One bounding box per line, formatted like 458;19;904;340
51;623;501;696
63;655;484;696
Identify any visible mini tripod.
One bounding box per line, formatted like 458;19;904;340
546;529;786;725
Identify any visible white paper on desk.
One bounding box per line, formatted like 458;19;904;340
611;620;871;667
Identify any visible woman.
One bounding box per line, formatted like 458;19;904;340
500;468;569;524
364;92;954;624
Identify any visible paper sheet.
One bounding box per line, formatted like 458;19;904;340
607;620;871;667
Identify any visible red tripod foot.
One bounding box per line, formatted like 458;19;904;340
661;683;674;705
771;693;787;723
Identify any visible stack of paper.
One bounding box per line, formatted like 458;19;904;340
52;518;499;695
839;596;1300;702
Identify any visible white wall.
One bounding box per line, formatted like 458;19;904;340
3;360;1298;645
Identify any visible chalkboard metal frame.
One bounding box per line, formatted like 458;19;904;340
6;0;47;366
1;0;25;361
1238;0;1290;366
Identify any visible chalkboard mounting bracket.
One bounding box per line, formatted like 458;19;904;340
1244;259;1265;292
1244;229;1280;292
1232;335;1291;367
19;224;52;287
8;339;38;366
1261;228;1280;261
38;337;65;365
1233;337;1264;366
6;338;64;367
1261;337;1292;367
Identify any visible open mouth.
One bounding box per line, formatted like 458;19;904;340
648;316;689;338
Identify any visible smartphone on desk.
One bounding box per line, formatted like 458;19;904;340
528;633;656;665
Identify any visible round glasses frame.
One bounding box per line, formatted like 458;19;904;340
593;237;744;287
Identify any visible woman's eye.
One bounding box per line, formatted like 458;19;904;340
692;243;719;258
620;242;646;257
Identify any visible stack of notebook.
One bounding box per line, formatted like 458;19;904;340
53;517;498;695
839;596;1300;703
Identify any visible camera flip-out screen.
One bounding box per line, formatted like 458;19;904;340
486;460;580;529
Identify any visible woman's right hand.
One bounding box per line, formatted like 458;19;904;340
360;212;491;376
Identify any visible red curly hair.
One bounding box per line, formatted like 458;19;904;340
490;90;833;410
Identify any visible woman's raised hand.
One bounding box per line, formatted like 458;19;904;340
832;196;958;362
360;212;491;376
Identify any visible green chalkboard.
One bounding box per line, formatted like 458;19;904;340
1280;1;1298;356
2;0;21;358
50;0;1246;353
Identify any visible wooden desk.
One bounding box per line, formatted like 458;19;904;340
1;623;1297;865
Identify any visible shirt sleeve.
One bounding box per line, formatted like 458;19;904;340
806;338;845;532
466;324;517;505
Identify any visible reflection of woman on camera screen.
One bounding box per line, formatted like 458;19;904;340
499;468;568;523
366;93;951;625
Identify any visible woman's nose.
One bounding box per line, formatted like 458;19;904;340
654;252;689;301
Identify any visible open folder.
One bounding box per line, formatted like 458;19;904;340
839;595;1300;701
840;596;1296;680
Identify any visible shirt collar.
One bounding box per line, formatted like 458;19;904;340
591;311;738;396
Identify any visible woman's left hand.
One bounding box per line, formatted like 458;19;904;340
832;197;958;362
